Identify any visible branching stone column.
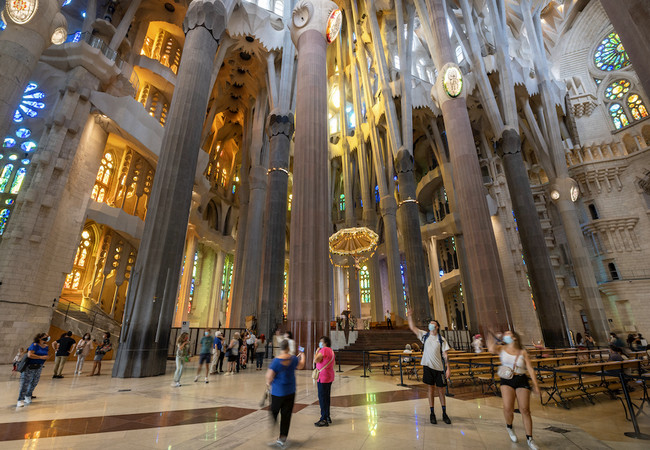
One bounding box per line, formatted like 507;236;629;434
0;0;65;140
259;111;294;337
113;0;227;378
427;0;512;332
288;0;337;364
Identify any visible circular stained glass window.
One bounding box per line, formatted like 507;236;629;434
8;154;18;161
16;128;31;138
3;138;16;148
21;159;30;165
594;32;630;71
605;79;630;100
21;141;37;152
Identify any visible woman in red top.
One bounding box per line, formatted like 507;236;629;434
314;335;335;427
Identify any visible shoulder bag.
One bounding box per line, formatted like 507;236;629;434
16;354;29;373
312;351;334;380
497;352;520;380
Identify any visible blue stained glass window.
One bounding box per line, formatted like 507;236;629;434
8;155;17;161
374;185;380;203
13;83;46;123
21;159;30;165
63;0;72;5
3;138;16;148
0;209;11;235
0;19;5;31
10;168;26;194
72;31;82;43
21;141;37;152
0;164;14;192
5;199;14;205
16;128;31;138
594;32;630;71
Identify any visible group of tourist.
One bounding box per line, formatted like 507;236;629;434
14;330;112;407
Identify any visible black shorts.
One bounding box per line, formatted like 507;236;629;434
423;366;447;387
227;354;238;362
199;353;211;364
500;374;530;390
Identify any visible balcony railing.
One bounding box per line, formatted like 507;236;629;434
78;32;124;69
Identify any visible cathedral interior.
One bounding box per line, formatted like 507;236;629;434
0;0;649;448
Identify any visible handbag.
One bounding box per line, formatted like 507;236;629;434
16;354;29;373
312;350;334;380
497;353;520;380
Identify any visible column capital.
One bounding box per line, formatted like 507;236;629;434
394;147;414;174
290;0;339;46
496;127;521;158
266;110;295;139
183;0;227;41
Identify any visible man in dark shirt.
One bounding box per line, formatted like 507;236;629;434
53;331;76;378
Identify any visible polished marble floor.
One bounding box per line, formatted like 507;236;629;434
1;360;649;449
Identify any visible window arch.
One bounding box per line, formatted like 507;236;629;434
359;265;371;303
627;94;649;121
339;193;345;211
602;79;648;129
609;103;629;130
64;228;95;290
91;152;115;203
594;32;630;72
605;79;630;100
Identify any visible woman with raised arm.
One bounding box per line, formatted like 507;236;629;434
488;330;540;450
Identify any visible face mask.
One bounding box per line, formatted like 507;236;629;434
503;335;514;344
204;332;209;336
428;323;436;332
319;342;324;349
44;336;50;342
85;336;90;340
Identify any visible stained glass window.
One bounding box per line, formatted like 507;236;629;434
64;229;94;289
360;265;371;303
375;185;380;204
0;164;14;192
594;78;602;86
16;128;31;138
220;254;234;315
10;168;26;194
0;209;10;235
609;103;629;129
627;94;649;121
21;141;36;152
8;154;17;161
594;32;630;71
339;193;345;211
91;152;114;203
605;79;630;100
3;138;16;148
13;83;46;123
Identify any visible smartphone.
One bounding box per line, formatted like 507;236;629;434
298;346;305;353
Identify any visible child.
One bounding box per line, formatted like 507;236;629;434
12;348;25;377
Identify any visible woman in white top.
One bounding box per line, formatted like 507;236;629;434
488;330;540;450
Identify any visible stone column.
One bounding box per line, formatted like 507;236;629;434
288;0;338;364
427;0;512;332
112;0;227;378
499;129;569;347
208;250;226;328
426;238;448;328
235;165;268;326
395;149;431;320
550;177;609;344
0;0;65;140
173;226;198;327
380;196;407;321
109;0;143;50
258;111;293;337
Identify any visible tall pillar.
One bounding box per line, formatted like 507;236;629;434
380;196;407;321
113;0;227;378
208;250;226;328
236;165;268;325
258;111;294;337
499;129;569;347
427;0;511;332
395;149;431;320
109;0;143;50
426;238;448;328
0;0;65;140
288;0;338;364
173;226;198;327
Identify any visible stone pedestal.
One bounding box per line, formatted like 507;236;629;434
258;112;294;337
112;0;226;378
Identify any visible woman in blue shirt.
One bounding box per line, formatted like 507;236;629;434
17;332;50;407
265;339;305;448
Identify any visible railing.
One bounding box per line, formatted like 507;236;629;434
77;32;124;69
168;327;248;358
56;296;114;335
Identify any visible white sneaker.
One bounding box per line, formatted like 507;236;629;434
205;377;209;383
16;400;24;407
527;438;539;450
24;397;32;405
506;427;517;443
194;376;199;382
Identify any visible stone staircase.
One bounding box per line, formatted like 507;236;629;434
51;300;122;341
